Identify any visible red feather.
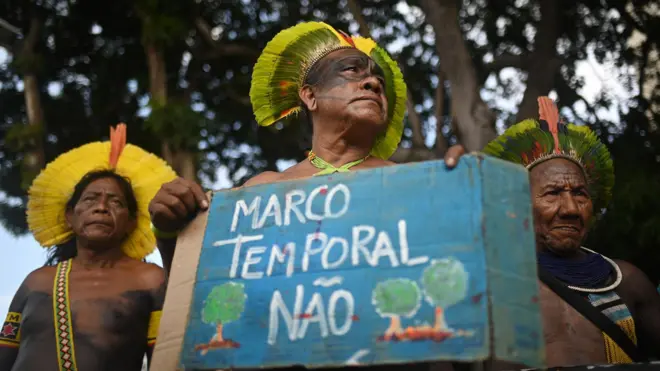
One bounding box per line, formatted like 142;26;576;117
538;97;561;154
338;30;356;47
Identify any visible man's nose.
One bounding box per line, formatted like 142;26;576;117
360;75;383;95
558;193;580;217
92;198;110;213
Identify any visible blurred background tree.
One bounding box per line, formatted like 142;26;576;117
0;0;658;281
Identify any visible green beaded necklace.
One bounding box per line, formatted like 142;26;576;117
308;151;369;176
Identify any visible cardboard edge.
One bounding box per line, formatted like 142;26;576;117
150;194;212;371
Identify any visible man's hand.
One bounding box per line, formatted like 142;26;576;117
148;178;209;234
444;144;466;169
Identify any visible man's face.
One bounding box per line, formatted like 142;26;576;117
529;158;593;256
303;48;388;128
66;177;136;248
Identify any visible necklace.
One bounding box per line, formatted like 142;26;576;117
566;247;623;293
307;151;369;176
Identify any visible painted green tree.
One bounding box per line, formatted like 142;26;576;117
372;278;421;339
421;258;469;332
201;282;246;346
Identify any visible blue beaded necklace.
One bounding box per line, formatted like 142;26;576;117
538;248;613;289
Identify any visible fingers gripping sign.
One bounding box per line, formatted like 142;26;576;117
149;178;210;238
443;144;466;169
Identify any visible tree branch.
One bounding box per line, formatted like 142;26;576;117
194;17;259;59
514;0;562;122
419;0;497;151
433;71;448;156
346;0;371;36
483;54;528;72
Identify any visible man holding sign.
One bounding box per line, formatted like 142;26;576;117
149;22;469;371
149;21;465;274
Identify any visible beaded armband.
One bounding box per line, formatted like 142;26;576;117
0;312;22;348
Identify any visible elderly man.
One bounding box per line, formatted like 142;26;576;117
484;97;660;367
149;22;464;371
0;124;177;371
149;22;465;272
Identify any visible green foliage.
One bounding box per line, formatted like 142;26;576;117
372;278;421;318
421;258;468;308
144;101;205;151
135;0;189;47
202;282;246;325
5;123;44;152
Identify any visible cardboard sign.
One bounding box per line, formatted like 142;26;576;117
151;155;545;370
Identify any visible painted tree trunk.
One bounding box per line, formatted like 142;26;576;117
385;315;403;339
433;307;449;332
215;323;224;342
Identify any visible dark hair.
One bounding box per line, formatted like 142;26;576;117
44;170;138;266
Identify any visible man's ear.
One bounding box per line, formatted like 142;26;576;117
299;85;317;112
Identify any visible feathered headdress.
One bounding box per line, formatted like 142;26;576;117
249;21;407;159
26;124;178;260
483;97;614;211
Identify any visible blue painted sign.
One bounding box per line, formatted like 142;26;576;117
179;155;544;369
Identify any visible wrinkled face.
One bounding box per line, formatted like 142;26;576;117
529;158;593;256
301;48;388;128
65;177;136;248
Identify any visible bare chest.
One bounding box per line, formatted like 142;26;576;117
539;284;607;367
22;270;152;343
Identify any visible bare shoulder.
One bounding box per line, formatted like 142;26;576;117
128;260;167;290
615;259;657;298
242;171;282;187
615;259;648;280
22;266;57;291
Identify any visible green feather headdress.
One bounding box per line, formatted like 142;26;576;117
483;97;614;211
249;21;407;159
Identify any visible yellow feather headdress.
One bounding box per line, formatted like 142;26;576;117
26;124;177;260
249;21;407;159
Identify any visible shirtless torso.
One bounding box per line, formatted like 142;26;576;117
0;257;166;371
541;260;660;367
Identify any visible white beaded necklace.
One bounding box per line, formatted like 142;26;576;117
566;246;623;293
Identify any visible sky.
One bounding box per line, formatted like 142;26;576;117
0;28;634;321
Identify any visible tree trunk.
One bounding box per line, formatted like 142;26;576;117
215;322;224;342
385;315;403;339
514;0;562;122
433;306;448;332
20;17;45;187
420;0;497;151
143;41;196;181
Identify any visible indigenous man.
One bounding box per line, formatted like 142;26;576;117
0;124;177;371
484;97;660;367
149;22;464;371
149;21;465;273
